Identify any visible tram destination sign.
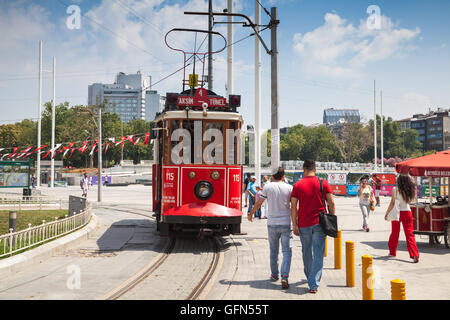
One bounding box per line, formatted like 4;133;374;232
178;88;227;108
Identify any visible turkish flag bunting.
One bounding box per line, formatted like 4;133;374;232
79;141;89;154
89;140;98;156
127;135;135;143
144;132;150;145
8;147;19;158
134;137;141;146
104;142;110;153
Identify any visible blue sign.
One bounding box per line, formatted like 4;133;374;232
347;184;359;196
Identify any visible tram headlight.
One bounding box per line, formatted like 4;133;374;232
210;170;220;180
194;181;213;201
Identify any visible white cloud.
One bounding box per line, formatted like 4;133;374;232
292;12;420;79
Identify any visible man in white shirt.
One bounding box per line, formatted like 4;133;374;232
248;167;293;289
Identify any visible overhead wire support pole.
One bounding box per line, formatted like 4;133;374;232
255;0;261;186
184;7;280;172
227;0;233;97
374;80;377;173
208;0;213;91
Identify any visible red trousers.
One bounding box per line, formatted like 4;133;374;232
388;211;419;258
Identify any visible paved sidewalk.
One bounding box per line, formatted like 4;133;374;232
208;196;450;300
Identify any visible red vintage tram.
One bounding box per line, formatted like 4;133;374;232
150;29;244;236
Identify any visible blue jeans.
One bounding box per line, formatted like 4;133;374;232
248;195;255;213
299;224;326;290
268;225;292;280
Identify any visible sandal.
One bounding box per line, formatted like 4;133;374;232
309;289;318;294
413;256;419;263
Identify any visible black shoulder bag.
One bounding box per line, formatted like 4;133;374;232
318;177;338;238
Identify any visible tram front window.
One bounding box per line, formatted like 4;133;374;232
168;119;240;165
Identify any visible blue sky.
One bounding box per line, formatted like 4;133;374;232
0;0;449;129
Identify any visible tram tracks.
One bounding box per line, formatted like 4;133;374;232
98;206;226;300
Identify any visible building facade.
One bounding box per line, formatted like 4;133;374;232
323;108;360;125
409;109;450;152
88;72;162;123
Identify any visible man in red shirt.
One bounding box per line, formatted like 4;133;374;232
291;160;335;294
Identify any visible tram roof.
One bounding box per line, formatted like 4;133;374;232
154;110;243;122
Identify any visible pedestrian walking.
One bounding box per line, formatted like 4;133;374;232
261;175;269;219
80;173;89;198
249;167;293;289
243;173;251;208
385;174;420;263
246;176;257;214
254;186;262;219
358;176;375;232
290;160;336;294
371;173;382;206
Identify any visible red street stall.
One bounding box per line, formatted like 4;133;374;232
395;151;450;248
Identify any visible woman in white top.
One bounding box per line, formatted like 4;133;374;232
385;174;419;263
358;176;375;232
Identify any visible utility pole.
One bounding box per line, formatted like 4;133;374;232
380;90;384;173
270;7;280;173
37;40;42;189
208;0;213;91
51;57;56;188
255;1;261;186
373;80;377;173
226;0;233;97
184;6;280;173
98;105;102;203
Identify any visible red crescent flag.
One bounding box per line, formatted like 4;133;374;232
134;137;141;146
144;132;150;145
79;141;89;154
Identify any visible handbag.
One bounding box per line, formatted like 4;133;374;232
318;177;338;238
386;188;400;221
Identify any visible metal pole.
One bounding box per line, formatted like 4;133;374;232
37;40;42;189
51;57;56;188
380;90;384;173
98;107;102;203
227;0;233;97
121;120;123;163
374;80;377;173
255;1;261;186
270;7;280;173
208;0;213;91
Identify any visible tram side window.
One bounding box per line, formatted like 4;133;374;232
163;120;170;165
204;122;224;165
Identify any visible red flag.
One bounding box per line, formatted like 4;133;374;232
144;132;150;145
104;142;110;153
34;145;48;154
134;137;141;146
89;140;98;156
120;136;125;149
8;147;19;158
79;141;88;154
127;135;135;143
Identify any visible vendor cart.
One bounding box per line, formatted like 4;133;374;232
395;151;450;248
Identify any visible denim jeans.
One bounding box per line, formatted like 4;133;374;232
299;224;326;290
248;195;255;213
268;225;292;280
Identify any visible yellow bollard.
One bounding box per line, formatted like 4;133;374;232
346;241;355;287
324;236;327;257
334;230;341;269
391;279;406;300
362;255;374;300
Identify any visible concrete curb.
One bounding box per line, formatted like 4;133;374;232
0;213;98;277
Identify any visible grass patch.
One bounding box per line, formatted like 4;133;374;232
0;210;68;235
